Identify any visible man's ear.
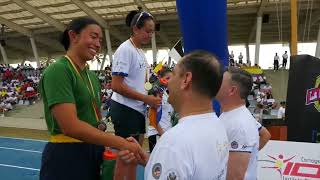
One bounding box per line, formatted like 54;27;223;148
181;72;192;90
229;85;238;97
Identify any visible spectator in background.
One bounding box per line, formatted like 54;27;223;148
238;52;243;64
147;68;173;153
229;51;235;66
282;51;288;69
274;53;279;70
277;101;286;120
253;103;264;124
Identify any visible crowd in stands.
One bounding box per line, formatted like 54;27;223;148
228;51;286;122
0;64;44;115
244;66;286;123
0;57;285;124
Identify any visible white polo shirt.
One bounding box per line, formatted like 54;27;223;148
219;105;259;180
282;53;288;60
111;39;149;114
145;113;229;180
148;93;173;137
277;107;285;119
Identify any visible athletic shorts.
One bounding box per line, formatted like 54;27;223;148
40;143;104;180
110;100;146;141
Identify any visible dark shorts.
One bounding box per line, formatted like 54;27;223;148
110;100;146;140
40;143;104;180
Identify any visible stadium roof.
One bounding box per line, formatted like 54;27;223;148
0;0;319;63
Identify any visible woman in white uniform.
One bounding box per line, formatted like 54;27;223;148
110;10;162;179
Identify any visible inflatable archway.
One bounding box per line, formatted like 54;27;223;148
176;0;228;114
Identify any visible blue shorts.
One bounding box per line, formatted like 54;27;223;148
40;142;104;180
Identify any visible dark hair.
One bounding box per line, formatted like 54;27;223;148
125;10;153;29
227;67;253;99
179;50;223;98
159;67;172;78
60;17;100;51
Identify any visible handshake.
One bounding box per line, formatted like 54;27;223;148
119;137;149;166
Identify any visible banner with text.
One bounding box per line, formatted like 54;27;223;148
258;140;320;180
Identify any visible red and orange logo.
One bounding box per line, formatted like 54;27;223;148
260;154;320;179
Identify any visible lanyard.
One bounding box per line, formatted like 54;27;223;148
129;38;149;83
65;55;101;121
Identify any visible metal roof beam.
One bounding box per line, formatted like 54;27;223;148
70;0;126;41
0;16;32;36
11;0;66;31
248;0;268;43
0;16;62;51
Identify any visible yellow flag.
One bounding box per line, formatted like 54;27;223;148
153;61;163;74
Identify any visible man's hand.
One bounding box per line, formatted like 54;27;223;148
118;137;149;166
120;138;142;162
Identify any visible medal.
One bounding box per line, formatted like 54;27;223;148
144;82;153;91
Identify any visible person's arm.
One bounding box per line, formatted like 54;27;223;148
155;123;165;136
111;76;161;108
259;126;271;150
51;103;141;157
227;152;250;180
227;127;255;180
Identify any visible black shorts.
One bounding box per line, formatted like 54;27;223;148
110;100;146;140
40;143;104;180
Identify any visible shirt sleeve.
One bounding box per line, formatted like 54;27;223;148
41;63;75;108
256;121;262;131
112;45;132;77
228;127;255;153
145;146;191;180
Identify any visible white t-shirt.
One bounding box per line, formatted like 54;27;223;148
274;55;280;61
148;93;174;137
238;54;243;60
230;53;234;59
219;105;259;180
282;53;288;60
145;113;229;180
277;107;285;119
111;39;149;114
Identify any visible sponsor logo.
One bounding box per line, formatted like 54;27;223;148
231;141;238;149
164;169;180;180
305;75;320;112
242;145;254;149
152;163;162;179
259;154;320;179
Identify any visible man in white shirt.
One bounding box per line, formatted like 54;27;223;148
277;101;286;119
229;50;235;66
282;51;288;69
216;67;259;180
120;51;229;179
238;52;243;64
274;53;280;70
